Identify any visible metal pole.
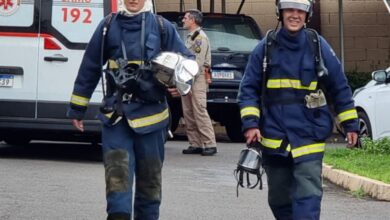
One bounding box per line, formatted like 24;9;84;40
237;0;246;14
197;0;202;11
210;0;214;13
180;0;184;12
339;0;344;71
152;0;156;13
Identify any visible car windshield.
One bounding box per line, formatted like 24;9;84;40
174;16;260;52
176;28;259;52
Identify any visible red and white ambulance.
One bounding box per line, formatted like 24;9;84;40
0;0;125;144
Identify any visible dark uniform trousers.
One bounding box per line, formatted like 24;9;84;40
263;154;323;220
102;119;166;220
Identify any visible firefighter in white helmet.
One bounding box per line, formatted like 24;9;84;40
68;0;195;219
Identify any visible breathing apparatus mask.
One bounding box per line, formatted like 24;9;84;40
105;58;142;94
233;143;264;197
151;52;199;95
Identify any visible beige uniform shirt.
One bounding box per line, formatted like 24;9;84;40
185;27;211;75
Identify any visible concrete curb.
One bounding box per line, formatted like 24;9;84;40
322;163;390;201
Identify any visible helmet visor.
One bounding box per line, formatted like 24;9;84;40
237;148;262;172
279;0;311;12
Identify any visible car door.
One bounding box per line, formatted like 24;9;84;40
36;0;114;120
375;82;390;139
0;0;39;119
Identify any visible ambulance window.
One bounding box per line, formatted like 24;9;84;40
51;0;105;44
0;0;34;27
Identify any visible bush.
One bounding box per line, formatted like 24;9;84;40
345;71;372;92
360;137;390;154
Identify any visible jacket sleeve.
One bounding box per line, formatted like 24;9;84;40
237;41;265;132
320;37;359;133
161;18;195;60
67;17;108;120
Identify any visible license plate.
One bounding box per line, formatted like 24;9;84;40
212;71;234;79
0;74;14;87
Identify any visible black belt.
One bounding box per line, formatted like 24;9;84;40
264;96;305;105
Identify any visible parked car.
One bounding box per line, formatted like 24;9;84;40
353;66;390;141
158;12;263;142
0;0;121;145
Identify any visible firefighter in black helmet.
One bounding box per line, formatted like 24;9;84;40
238;0;359;219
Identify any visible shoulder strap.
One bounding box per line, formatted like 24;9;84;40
264;29;278;67
155;15;167;49
304;28;328;78
103;13;115;35
101;13;116;98
261;29;278;116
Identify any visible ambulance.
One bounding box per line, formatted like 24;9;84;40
0;0;132;144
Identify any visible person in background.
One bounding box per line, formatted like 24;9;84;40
181;9;217;156
237;0;358;219
67;0;194;219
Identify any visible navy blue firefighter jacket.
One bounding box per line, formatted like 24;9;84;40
68;12;194;134
237;27;359;163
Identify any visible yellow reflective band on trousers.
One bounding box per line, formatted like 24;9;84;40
337;108;358;123
260;137;291;151
70;94;89;107
108;59;142;69
240;106;260;118
291;143;325;158
267;79;318;90
127;108;169;128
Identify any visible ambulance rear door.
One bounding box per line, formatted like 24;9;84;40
0;0;39;120
36;0;114;121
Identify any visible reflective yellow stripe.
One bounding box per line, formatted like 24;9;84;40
70;94;89;106
127;108;169;128
104;112;113;118
108;59;142;69
291;143;325;158
267;79;318;90
261;137;283;149
337;109;358;123
240;106;260;118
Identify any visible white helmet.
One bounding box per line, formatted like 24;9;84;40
276;0;314;22
151;52;199;95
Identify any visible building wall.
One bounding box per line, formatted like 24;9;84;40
156;0;390;72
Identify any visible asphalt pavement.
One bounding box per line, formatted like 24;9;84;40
0;139;389;220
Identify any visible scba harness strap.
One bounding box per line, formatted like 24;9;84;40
99;13;169;122
262;28;328;107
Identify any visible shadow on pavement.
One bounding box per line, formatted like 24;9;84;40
0;141;102;162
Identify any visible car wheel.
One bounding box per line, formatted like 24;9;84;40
170;115;180;133
357;111;372;147
358;111;372;138
3;136;31;146
168;98;182;133
225;119;245;143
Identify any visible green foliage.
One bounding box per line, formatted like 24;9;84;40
345;71;372;92
360;137;390;154
351;187;366;199
324;144;390;184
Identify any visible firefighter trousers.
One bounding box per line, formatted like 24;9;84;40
102;119;166;220
263;154;323;220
